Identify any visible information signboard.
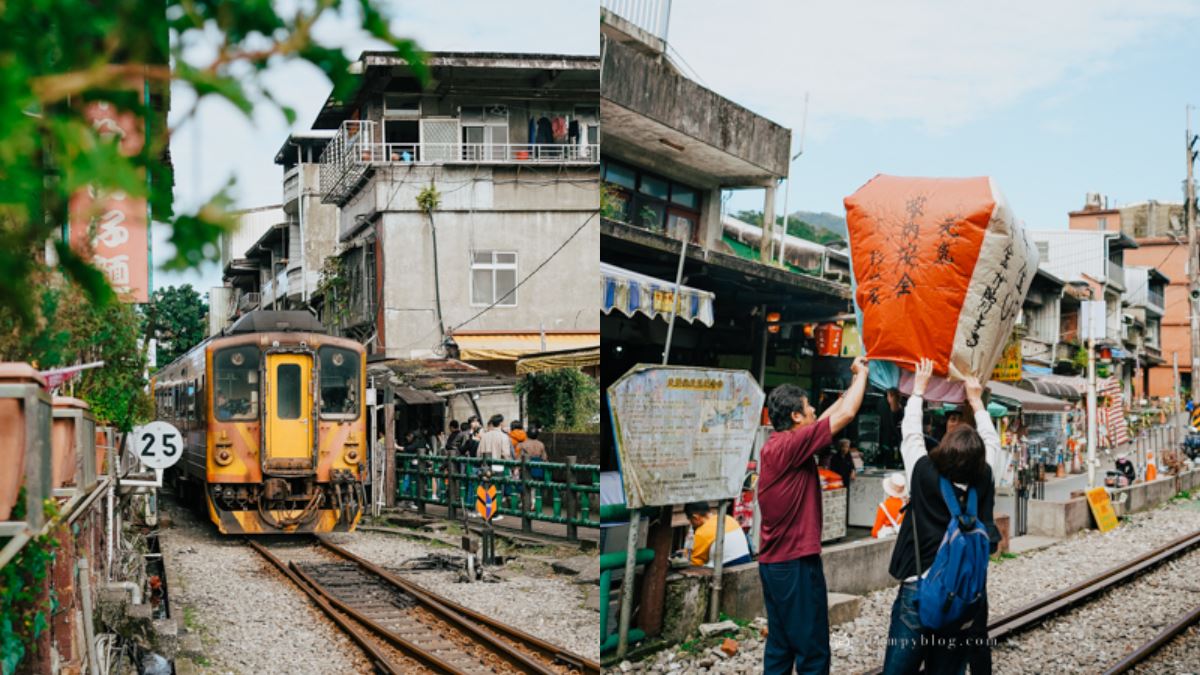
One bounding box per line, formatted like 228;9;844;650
1086;487;1119;532
608;365;765;508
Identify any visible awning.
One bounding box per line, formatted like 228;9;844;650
452;332;599;361
1018;374;1086;402
601;262;715;327
988;380;1072;412
516;346;601;375
394;386;444;405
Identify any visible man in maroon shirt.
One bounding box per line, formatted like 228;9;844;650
757;356;869;674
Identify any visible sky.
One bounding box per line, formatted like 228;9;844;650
158;0;599;294
161;1;1200;292
663;1;1200;230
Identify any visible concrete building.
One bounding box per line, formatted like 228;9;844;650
219;205;286;326
1017;269;1065;372
274;132;340;310
1123;266;1170;399
310;51;601;370
1069;194;1188;397
1033;228;1139;392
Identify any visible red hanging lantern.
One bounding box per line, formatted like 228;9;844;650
816;323;844;357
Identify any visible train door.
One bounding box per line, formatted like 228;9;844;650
264;353;313;470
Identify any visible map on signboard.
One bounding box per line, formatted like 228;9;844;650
608;365;765;508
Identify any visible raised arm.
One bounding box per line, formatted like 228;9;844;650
827;356;870;435
901;359;934;486
964;376;1000;475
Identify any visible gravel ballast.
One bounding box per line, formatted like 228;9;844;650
159;499;370;674
612;495;1200;674
327;528;599;661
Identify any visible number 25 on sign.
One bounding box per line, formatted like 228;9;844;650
130;421;184;470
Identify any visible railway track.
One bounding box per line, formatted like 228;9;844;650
1101;602;1200;674
248;536;600;675
863;528;1200;674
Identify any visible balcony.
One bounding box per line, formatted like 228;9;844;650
287;267;303;300
283;166;300;213
236;292;260;315
1147;289;1165;313
320;120;599;206
1106;259;1125;289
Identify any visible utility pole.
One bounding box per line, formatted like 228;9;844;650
1187;105;1199;405
1086;294;1098;489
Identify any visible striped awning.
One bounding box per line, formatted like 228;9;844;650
601;262;715;327
516;346;601;375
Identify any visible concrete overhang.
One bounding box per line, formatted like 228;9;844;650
314;51;600;129
602;218;851;306
601;37;790;184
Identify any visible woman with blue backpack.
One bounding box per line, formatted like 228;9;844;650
882;358;1000;674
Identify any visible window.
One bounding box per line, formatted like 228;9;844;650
471;251;518;307
1098;217;1108;231
214;346;260;421
601;161;702;242
276;364;301;420
320;347;361;419
603;163;635;190
1036;241;1049;259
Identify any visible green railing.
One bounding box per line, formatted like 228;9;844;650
395;453;600;539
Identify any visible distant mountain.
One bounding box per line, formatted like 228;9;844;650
793;211;846;237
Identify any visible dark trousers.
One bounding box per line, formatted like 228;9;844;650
882;581;992;675
758;555;830;675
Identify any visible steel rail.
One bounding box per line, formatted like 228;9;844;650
246;540;406;675
1102;603;1200;674
285;562;464;675
988;529;1200;641
317;535;601;674
861;528;1200;675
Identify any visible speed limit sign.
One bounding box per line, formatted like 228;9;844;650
131;421;185;469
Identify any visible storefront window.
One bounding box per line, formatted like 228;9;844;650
214;346;260;421
320;347;361;418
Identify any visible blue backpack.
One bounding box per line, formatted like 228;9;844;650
912;477;990;631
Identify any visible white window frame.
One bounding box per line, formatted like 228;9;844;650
470;250;518;308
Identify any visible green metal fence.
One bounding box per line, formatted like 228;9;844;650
395;452;600;539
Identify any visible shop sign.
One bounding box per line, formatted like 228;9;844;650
1086;487;1119;532
991;340;1022;382
608;365;765;508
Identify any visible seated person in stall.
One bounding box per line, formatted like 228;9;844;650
871;473;907;538
683;501;752;567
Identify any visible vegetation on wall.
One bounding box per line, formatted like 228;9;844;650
0;495;61;675
516;368;600;433
316;254;352;331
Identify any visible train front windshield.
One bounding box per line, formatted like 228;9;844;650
214;346;260;421
319;347;360;418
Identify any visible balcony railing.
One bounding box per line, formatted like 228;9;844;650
1106;260;1125;289
602;0;672;42
1148;289;1165;310
320;119;599;205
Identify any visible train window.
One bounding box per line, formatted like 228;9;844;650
319;347;360;419
214;346;260;421
276;364;301;420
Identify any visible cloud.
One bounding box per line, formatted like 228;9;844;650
160;0;597;291
666;0;1199;132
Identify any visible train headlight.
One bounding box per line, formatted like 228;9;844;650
343;448;360;465
215;449;233;466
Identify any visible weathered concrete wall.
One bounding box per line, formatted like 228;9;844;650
662;569;708;643
351;165;598;358
821;536;899;595
1111;475;1181;517
299;163;340;300
601;37;789;178
1027;497;1092;538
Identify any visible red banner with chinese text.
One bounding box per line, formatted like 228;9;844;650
68;96;150;303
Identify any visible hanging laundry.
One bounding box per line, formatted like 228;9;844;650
528;117;536;145
551;116;567;142
536;116;553;144
568;119;580;143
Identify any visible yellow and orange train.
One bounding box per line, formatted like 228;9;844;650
154;311;366;534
